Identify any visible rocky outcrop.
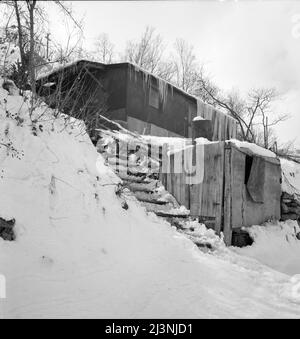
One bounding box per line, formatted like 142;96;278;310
281;192;300;223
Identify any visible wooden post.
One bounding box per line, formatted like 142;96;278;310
223;145;232;245
148;143;152;171
214;142;225;235
115;138;120;174
161;143;169;189
46;33;51;60
126;142;130;176
168;154;175;196
158;145;163;179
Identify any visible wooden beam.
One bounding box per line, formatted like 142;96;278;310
223;147;232;245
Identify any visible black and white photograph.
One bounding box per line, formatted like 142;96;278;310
0;0;300;321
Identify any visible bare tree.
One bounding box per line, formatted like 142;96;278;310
155;60;176;83
276;139;300;161
13;1;27;73
124;26;168;75
2;1;84;80
172;38;198;93
54;1;83;32
49;30;84;65
197;71;289;145
26;0;37;96
1;1;46;91
0;1;30;86
193;67;220;105
41;1;84;66
92;33;115;64
246;88;289;148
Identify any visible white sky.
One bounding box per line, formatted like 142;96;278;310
48;0;300;147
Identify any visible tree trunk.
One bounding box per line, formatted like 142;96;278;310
13;1;27;86
29;1;37;97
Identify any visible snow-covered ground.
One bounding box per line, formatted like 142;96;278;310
1;81;300;318
281;157;300;196
234;220;300;276
231;158;300;282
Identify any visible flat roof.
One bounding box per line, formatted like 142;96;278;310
37;59;238;124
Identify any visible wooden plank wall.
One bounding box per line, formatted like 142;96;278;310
223;146;233;245
127;117;182;138
162;142;282;246
226;145;281;230
163;142;225;234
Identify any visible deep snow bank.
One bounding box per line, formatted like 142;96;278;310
234;220;300;276
1;83;300;318
281;158;300;196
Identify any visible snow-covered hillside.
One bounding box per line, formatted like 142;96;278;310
234;220;300;276
1;80;300;318
281;157;300;197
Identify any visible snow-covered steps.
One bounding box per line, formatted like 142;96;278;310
155;211;190;219
123;182;157;194
118;175;152;184
122;174;192;222
142;201;177;214
134;195;169;205
97;129;217;252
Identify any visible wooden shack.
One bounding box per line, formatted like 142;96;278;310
36;60;238;142
161;141;281;245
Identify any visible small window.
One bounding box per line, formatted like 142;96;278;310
149;85;159;109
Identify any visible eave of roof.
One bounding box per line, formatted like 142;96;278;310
37;59;238;124
36;59;106;81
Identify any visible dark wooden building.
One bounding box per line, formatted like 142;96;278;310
37;60;238;141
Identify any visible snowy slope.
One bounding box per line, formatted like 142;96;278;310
234;220;300;276
1;83;300;318
281;158;300;196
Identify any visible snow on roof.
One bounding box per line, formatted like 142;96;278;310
193;116;205;122
101;130;275;160
229;139;277;159
36;59;106;80
36;60;82;80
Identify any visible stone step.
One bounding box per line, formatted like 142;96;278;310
142;202;175;214
137;197;169;205
120;175;152;184
154;211;190;219
123;182;157;194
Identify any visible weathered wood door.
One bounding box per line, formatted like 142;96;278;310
163;142;225;234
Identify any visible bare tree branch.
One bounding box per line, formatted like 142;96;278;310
54;1;83;32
